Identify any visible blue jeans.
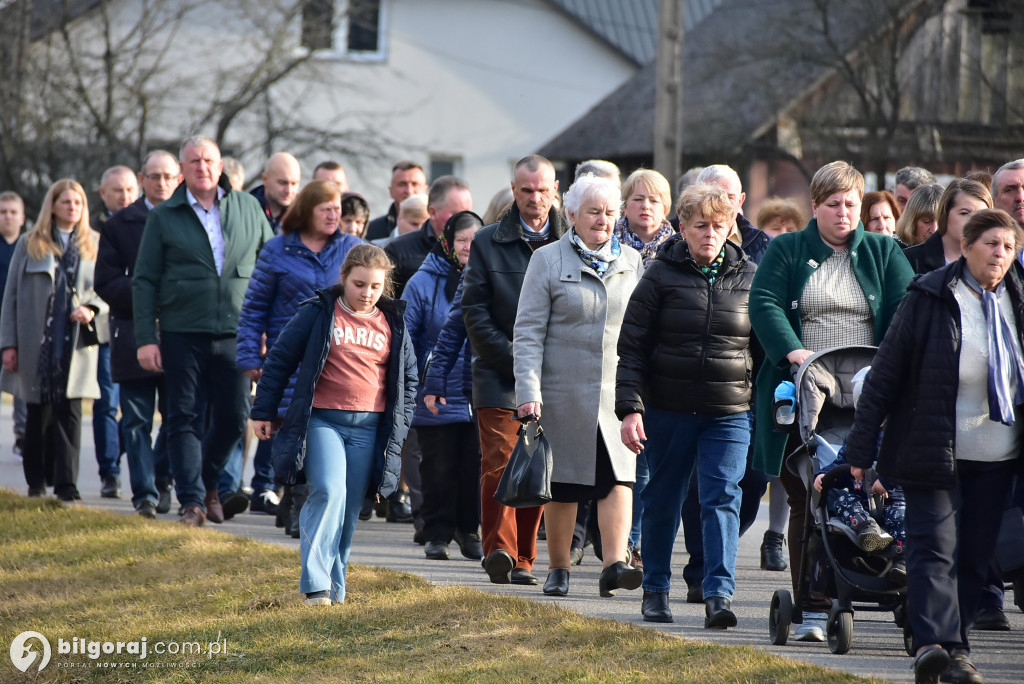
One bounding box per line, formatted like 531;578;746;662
161;332;249;511
250;436;276;494
629;450;649;548
640;408;750;599
120;376;171;508
299;409;380;602
93;343;122;478
219;441;244;497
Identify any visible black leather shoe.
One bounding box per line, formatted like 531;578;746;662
135;501;158;519
704;596;737;629
641;591;673;623
543;568;569;596
100;475;121;499
221;490;250;520
510;568;539;585
943;648;983;684
454;531;484;561
156;484;172;514
484;550;514;584
973;606;1010;631
425;541;450;560
913;644;949;684
760;530;787;571
599;561;643;597
386;488;413;523
686;582;703;604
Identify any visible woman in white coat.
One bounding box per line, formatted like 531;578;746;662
0;179;105;501
513;173;643;597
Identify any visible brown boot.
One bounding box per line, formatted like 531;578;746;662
179;504;206;527
204;490;225;524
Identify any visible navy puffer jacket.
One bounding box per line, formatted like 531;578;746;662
615;237;756;418
844;259;1024;489
401;252;472;426
249;286;417;494
422;277;473;402
236;230;361;417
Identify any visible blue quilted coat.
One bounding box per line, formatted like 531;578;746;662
237;230;362;417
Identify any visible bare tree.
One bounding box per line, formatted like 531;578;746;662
0;0;397;213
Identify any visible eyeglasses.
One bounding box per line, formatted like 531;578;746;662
144;173;179;182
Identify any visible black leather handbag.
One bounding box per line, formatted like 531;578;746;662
493;420;552;508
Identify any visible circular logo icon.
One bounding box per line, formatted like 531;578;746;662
9;631;51;672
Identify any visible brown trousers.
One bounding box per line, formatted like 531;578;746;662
476;407;544;571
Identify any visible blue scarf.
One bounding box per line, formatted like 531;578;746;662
569;229;620;278
613;216;674;267
962;268;1024;426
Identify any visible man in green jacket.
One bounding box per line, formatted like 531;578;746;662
133;135;273;526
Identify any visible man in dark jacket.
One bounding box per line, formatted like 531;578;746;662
381;175;471;530
95;150;182;518
364;161;427;242
249;152;301;234
385;176;472;297
462;155;566;585
133;136;273;526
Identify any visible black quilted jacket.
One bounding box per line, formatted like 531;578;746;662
844;258;1024;489
615;237;756;418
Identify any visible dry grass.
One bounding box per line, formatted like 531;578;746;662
0;490;873;683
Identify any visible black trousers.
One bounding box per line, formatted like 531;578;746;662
24;399;82;498
903;459;1014;653
417;422;481;543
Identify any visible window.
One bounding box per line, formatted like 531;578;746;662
430;156;462;180
300;0;385;58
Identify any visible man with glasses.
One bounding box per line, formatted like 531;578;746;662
95;150;182;518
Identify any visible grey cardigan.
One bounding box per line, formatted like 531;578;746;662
513;232;643;485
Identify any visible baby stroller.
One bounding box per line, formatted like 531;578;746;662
766;345;911;655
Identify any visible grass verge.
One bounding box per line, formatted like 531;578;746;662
1;489;872;683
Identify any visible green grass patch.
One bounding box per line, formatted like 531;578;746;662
0;489;873;683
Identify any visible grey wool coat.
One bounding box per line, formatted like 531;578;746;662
0;233;107;402
513;232;643;485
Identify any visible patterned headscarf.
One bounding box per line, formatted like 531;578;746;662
431;211;484;299
569;228;621;278
614;216;675;266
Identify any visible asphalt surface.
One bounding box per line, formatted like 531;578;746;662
1;401;1021;682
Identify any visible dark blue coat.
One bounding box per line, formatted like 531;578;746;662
250;286;417;494
737;213;770;265
423;277;473;402
236;230;361;417
401;252;472;426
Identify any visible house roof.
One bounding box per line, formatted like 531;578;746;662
548;0;723;66
538;0;911;160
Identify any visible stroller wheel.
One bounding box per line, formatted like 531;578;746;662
827;605;853;654
769;589;793;645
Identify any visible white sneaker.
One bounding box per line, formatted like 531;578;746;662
794;612;827;642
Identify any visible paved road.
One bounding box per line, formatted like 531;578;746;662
1;402;1021;682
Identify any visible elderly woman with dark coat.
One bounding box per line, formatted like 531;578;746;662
514;173;644;598
616;183;757;629
845;209;1024;684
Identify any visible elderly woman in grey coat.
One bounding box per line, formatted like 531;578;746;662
513;173;644;598
0;179;105;502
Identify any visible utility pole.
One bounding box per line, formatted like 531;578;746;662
653;0;684;184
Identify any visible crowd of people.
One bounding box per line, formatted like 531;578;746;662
3;138;1024;684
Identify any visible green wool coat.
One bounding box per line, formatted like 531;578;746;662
748;220;914;477
132;179;272;346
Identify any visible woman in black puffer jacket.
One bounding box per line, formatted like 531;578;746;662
845;209;1024;684
615;183;756;629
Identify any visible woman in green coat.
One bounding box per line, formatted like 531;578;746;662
748;161;913;642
